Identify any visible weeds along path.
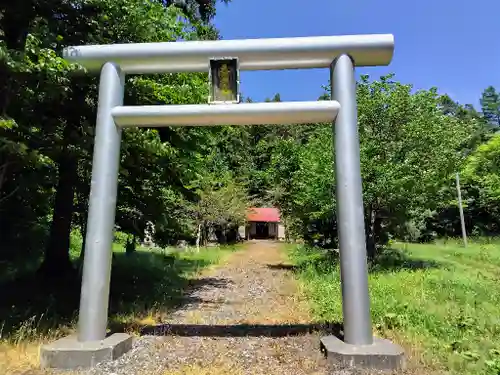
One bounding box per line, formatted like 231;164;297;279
84;241;344;375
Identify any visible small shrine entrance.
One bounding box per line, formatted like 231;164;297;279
245;207;284;240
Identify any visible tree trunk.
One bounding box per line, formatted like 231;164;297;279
366;207;385;260
215;225;227;244
196;223;201;252
373;216;384;255
365;207;377;260
202;222;210;246
39;155;77;278
284;217;289;242
125;234;136;255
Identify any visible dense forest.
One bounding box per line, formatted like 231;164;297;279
1;0;500;280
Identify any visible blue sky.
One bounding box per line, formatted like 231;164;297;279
214;0;500;108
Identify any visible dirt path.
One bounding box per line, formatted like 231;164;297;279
86;241;352;375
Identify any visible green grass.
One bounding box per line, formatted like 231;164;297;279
289;239;500;375
0;232;239;341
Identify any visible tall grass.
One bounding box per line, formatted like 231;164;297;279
289;239;500;375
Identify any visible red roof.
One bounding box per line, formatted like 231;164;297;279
247;207;281;223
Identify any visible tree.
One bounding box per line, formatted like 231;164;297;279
355;75;476;254
461;133;500;231
163;0;230;24
272;75;476;257
480;86;500;128
0;34;83;274
284;131;337;245
190;172;252;246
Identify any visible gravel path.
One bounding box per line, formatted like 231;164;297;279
83;241;362;375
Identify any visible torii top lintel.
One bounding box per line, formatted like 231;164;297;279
63;34;394;75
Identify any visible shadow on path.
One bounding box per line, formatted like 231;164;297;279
266;263;299;271
141;322;343;338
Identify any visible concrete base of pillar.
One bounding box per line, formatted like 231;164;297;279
40;333;133;369
321;335;405;372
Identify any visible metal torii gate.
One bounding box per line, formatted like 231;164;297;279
40;34;404;371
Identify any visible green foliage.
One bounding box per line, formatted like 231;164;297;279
113;231;129;245
4;0;493;271
480;86;500;128
187;171;253;244
456;134;500;235
0;0;236;271
463;134;500;205
268;75;477;254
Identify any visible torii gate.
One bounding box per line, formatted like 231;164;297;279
40;33;404;371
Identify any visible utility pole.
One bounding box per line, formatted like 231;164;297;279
455;172;467;247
